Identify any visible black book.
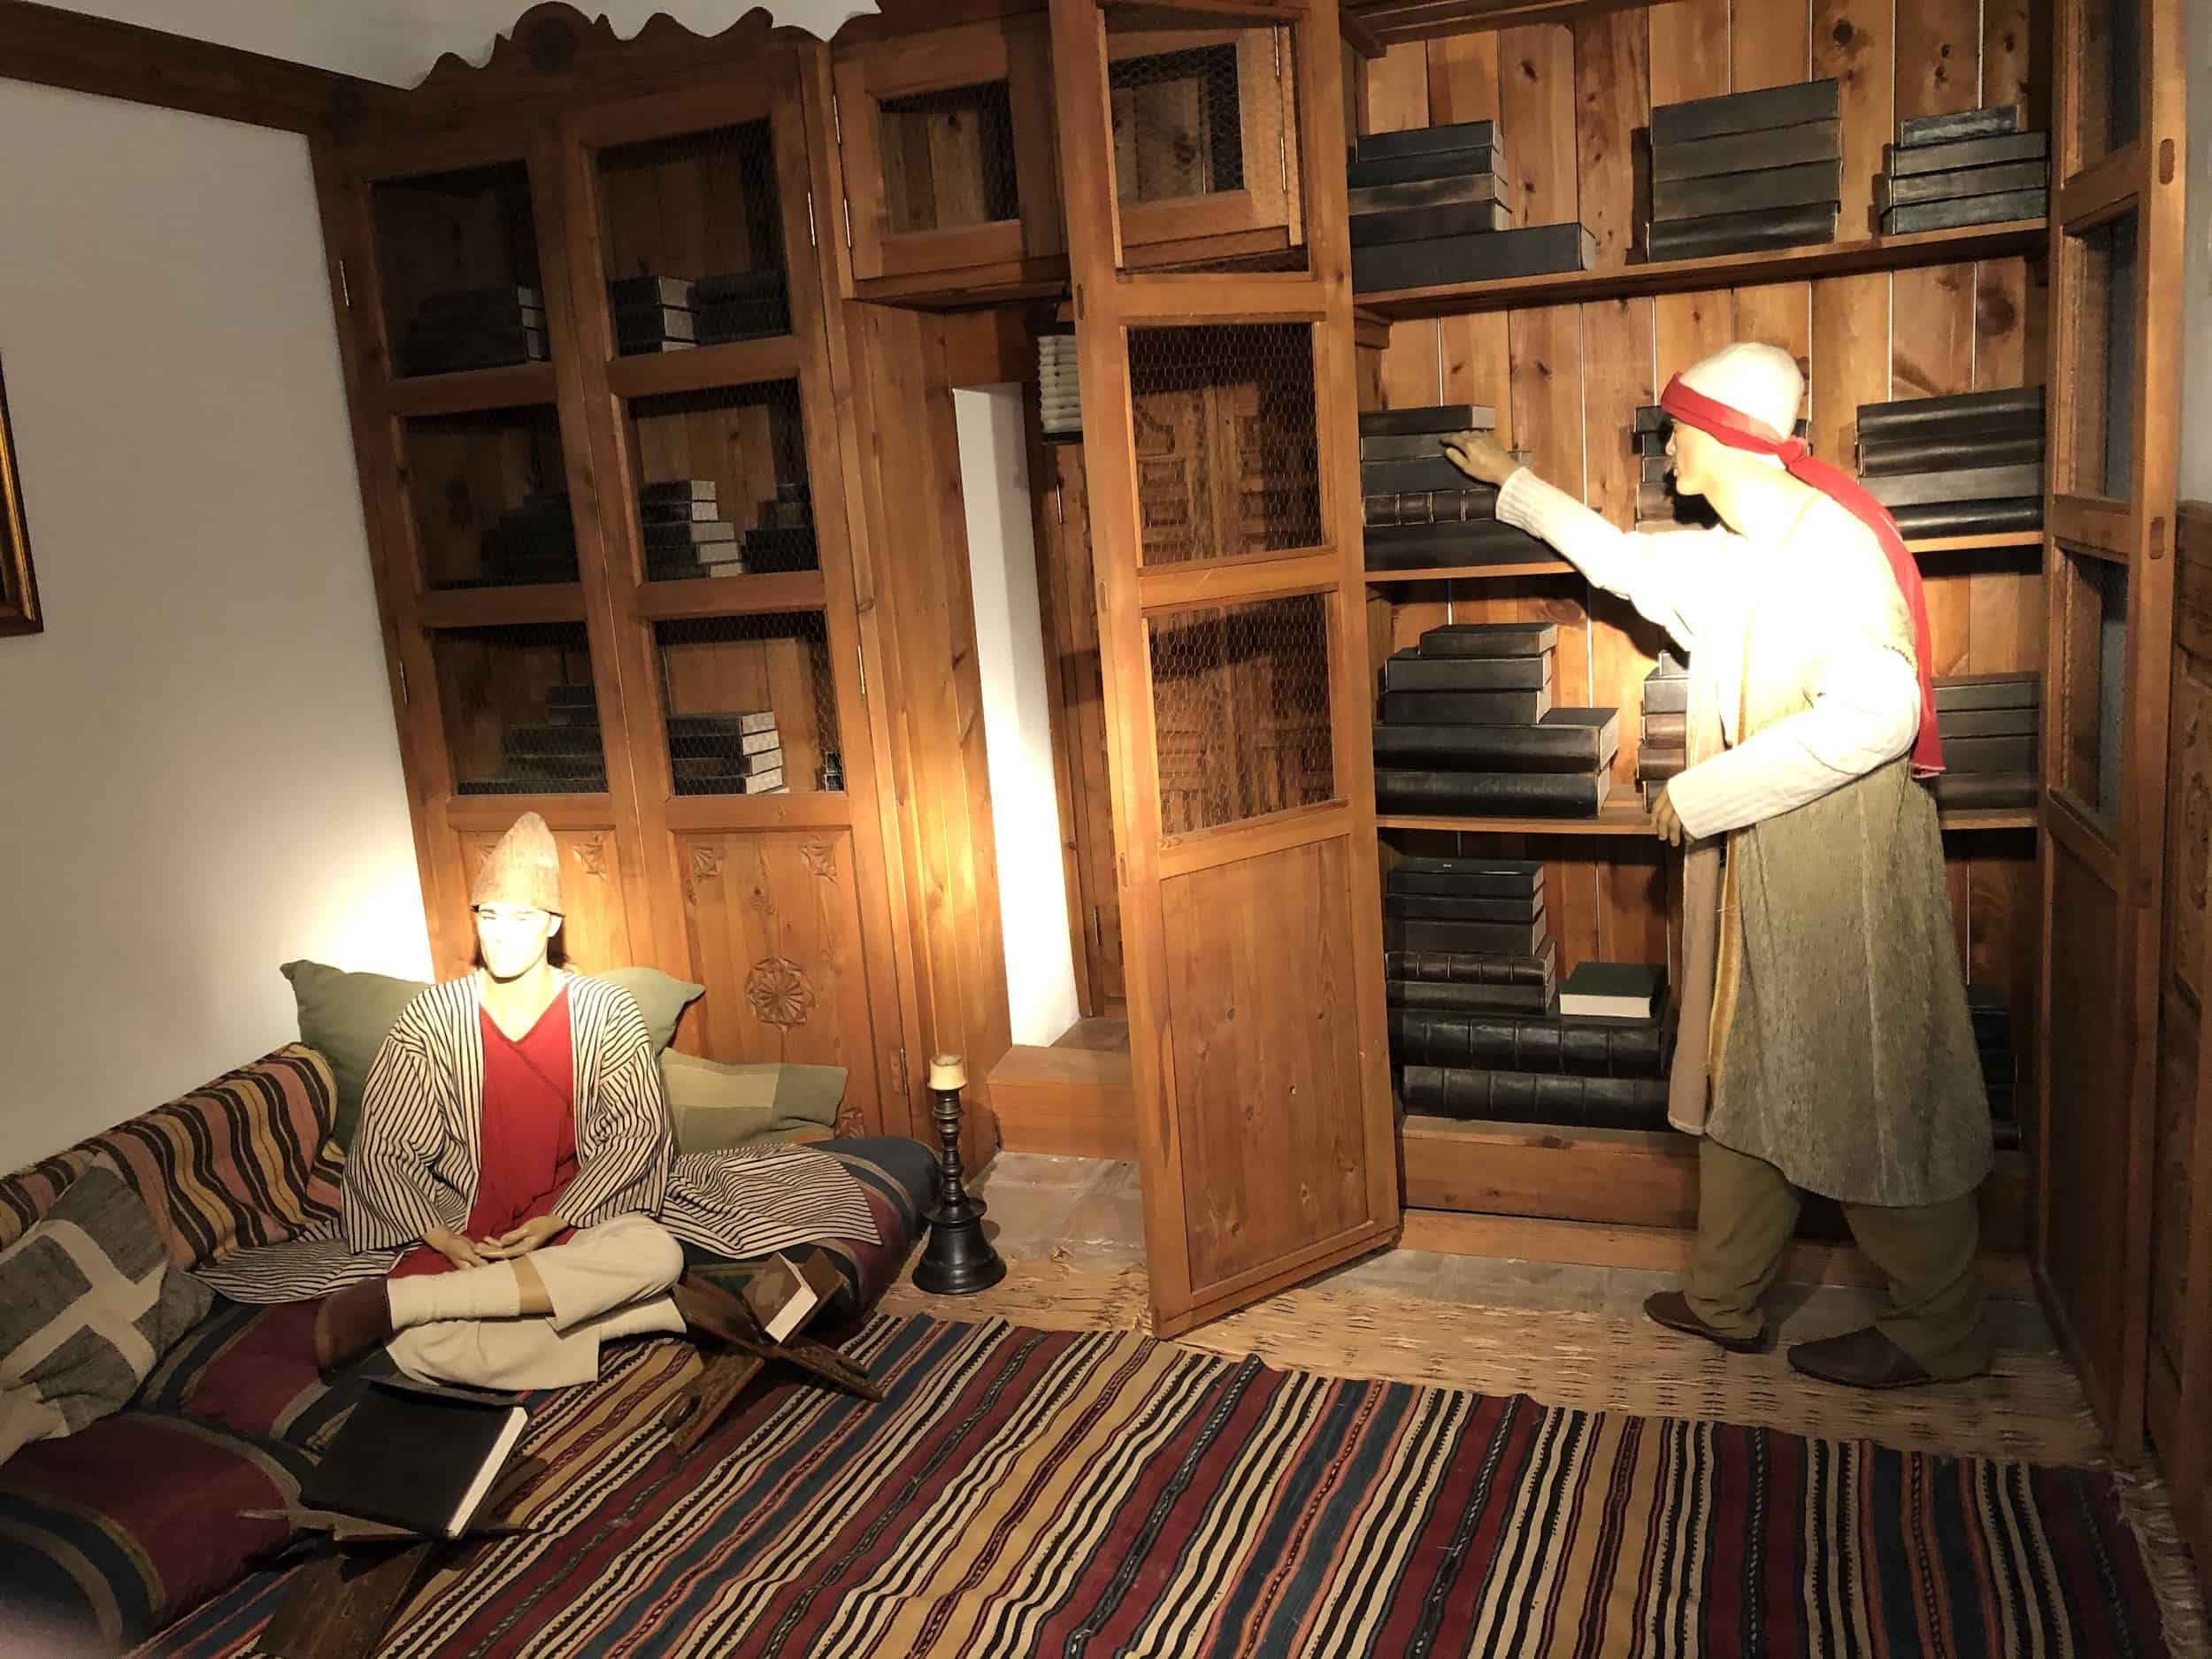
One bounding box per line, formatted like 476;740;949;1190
609;274;696;309
1559;962;1665;1019
1401;1064;1669;1130
1651;159;1843;222
1941;733;2039;773
1856;431;2044;474
406;329;549;375
1386;856;1544;896
642;519;741;549
740;526;821;572
1884;129;2050;178
413;283;542;318
1417;620;1559;658
1388;1007;1664;1078
1346;143;1509;191
1877;157;2049;209
1650;78;1841;146
1347;174;1509;216
1933;672;2039;712
1364;533;1555;572
1898;104;2024;148
1645;201;1839;261
1643;710;1687;742
1641;678;1690;715
1937;705;2039;739
641;499;726;524
1360;431;1499;462
1382;890;1543;924
1632;404;1671;434
1352;198;1517;246
299;1376;528;1539
1649;119;1842;183
1887;497;2043;537
1637;748;1686;782
1377;769;1609;820
1356;119;1501;161
1379;687;1553;725
1384;910;1551;955
1353;223;1596;293
696;300;793;344
1862;463;2043;510
639;479;718;505
1372;709;1618;773
1365;489;1503;526
1928;771;2039;810
1387;979;1552;1014
1358;403;1501;436
669;710;778;738
693;267;787;303
1383;649;1552;693
614;304;699;342
1855;385;2044;438
1386;937;1551;980
1361;455;1500;494
1881;190;2047;234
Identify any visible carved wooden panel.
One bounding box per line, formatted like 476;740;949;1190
676;828;882;1120
456;826;633;976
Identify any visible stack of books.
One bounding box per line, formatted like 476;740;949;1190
458;683;606;795
475;491;578;586
1968;982;2023;1149
610;275;697;355
1398;956;1671;1129
1878;105;2049;234
740;482;818;574
670;710;785;795
1360;404;1549;572
1645;81;1842;261
694;268;790;345
1348;119;1594;293
1385;857;1555;1016
640;480;743;580
404;285;547;376
1637;653;1690;810
1855;387;2046;539
1927;672;2039;811
1631;406;1719;530
1373;620;1620;818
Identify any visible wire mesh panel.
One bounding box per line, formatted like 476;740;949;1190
878;81;1023;237
373;164;547;378
1128;323;1323;564
624;380;815;581
433;623;604;795
1104;9;1303;271
1148;592;1333;834
656;613;841;795
596;120;791;357
403;406;574;589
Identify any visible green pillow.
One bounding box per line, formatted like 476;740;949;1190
280;961;706;1147
660;1049;847;1153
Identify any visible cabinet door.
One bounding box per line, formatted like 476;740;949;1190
831;19;1063;288
2037;0;2186;1460
1049;0;1396;1339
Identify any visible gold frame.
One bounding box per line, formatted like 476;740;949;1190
0;357;40;636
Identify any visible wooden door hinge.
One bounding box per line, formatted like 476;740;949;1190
832;93;843;146
396;658;409;706
1089;903;1103;951
336;257;352;309
806;188;818;249
856;643;868;699
842;197;854;250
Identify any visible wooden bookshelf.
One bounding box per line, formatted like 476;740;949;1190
1378;803;2038;836
1356;219;2048;319
1363;530;2045;584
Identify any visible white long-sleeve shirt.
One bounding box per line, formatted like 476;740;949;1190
1495;468;1922;841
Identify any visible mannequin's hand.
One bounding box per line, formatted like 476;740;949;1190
1440;429;1520;487
479;1215;565;1260
423;1223;489;1271
1651;787;1687;848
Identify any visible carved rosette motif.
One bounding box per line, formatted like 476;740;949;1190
802;840;839;880
745;956;816;1031
835;1099;866;1138
572;835;610;879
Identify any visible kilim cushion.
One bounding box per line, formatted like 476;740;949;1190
0;1409;310;1653
132;1294;389;1454
0;1164;214;1465
0;1046;345;1271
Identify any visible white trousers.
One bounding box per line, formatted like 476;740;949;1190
386;1215;687;1389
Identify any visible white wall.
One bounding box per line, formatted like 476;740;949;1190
955;387;1081;1048
2180;21;2212;502
49;0;434;88
0;83;432;1172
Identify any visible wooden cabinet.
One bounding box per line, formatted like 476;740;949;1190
829;19;1064;298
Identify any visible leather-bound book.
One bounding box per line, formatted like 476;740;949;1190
1388;1007;1665;1077
1384;911;1550;955
1386;938;1553;981
1417;620;1561;657
1935;704;2039;738
1384;891;1544;924
1642;710;1687;742
1373;710;1618;774
1399;1065;1670;1129
1933;672;2040;711
1357;403;1501;435
1386;856;1545;897
1387;979;1552;1014
1927;772;2038;809
1376;768;1609;818
1383;649;1552;692
1379;688;1553;725
1941;733;2039;773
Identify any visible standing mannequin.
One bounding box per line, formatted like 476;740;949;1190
1442;342;1993;1388
198;811;880;1388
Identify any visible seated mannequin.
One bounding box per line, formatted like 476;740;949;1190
196;811;879;1390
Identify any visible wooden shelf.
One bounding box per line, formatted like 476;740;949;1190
416;583;587;629
1356;219;2047;320
1363;532;2042;585
1377;801;2037;835
633;567;828;620
386;361;558;419
605;333;803;401
1909;530;2045;557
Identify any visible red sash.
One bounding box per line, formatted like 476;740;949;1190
1658;373;1944;776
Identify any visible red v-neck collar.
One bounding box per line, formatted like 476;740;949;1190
479;979;570;1048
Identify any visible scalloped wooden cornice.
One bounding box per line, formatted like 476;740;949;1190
415;3;784;97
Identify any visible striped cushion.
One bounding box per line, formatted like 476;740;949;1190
0;1047;345;1272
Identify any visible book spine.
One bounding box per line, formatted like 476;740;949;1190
1875;157;2049;209
1386;870;1547;898
1376;769;1606;818
1644;201;1839;260
1925;772;2039;808
1351;198;1517;246
1355;118;1500;161
1356;403;1500;437
1651;158;1843;222
1938;733;2039;774
1879;188;2048;234
1388;1009;1664;1077
1385;914;1550;955
1855;432;2045;474
1399;1065;1671;1129
1383;654;1553;693
1860;462;2045;510
1887;497;2044;537
1649;119;1843;184
1932;672;2041;711
1855;386;2044;436
1386;947;1551;986
1386;979;1552;1013
1641;710;1687;742
1371;721;1607;773
1883;128;2049;178
1346;143;1508;189
1896;103;2024;148
1352;223;1596;294
1363;490;1501;526
1649;78;1841;146
1385;893;1546;924
1379;688;1555;726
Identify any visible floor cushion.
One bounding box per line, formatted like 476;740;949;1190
132;1297;389;1455
0;1409;311;1654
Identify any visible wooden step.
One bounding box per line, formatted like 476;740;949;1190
989;1044;1136;1160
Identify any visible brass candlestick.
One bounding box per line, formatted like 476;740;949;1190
912;1054;1005;1295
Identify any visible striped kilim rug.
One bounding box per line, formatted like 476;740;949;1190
148;1314;2168;1659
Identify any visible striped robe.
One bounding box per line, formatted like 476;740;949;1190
195;973;879;1302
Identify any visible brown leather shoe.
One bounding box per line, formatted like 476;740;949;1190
313;1279;395;1376
1786;1326;1949;1389
1643;1289;1767;1354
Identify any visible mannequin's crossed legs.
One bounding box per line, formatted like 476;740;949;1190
378;1215;687;1390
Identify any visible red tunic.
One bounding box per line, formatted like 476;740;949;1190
390;985;578;1278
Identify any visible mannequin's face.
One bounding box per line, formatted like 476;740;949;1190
1666;420;1723;499
473;905;563;981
